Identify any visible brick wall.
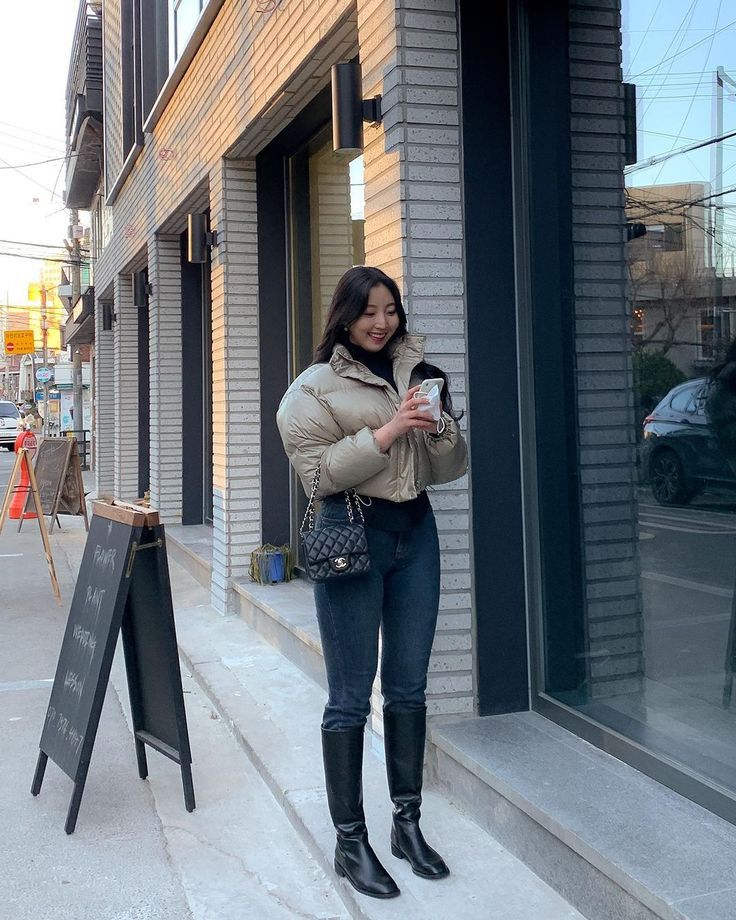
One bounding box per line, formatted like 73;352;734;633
148;235;183;522
209;158;262;612
569;0;644;697
102;0;123;192
94;302;115;496
112;273;139;501
359;0;473;716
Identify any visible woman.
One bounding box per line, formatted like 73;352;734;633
277;266;467;899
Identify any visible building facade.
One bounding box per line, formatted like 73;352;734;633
87;0;736;874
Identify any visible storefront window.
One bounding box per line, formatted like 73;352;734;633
288;129;365;374
541;2;736;804
286;127;364;557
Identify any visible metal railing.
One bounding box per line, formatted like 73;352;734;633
63;428;91;470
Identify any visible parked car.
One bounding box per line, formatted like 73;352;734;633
0;400;20;450
643;377;736;505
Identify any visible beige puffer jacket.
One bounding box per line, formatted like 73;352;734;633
277;335;468;501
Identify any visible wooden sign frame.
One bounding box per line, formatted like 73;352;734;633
21;437;89;534
0;447;61;603
31;500;195;834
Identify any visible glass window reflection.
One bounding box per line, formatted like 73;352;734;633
543;1;736;799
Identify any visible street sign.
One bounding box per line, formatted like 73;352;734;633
35;366;53;383
4;330;35;356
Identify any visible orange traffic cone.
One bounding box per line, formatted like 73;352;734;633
9;432;38;520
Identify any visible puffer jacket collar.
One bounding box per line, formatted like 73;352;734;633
329;334;426;393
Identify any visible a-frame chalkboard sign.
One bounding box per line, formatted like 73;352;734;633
31;500;195;834
21;437;89;533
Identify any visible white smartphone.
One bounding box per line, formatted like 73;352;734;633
417;377;444;395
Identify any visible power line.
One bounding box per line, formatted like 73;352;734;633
635;0;700;126
653;0;724;185
0;155;69;170
0;119;66;147
630;16;736;80
0;155;64;199
0;251;88;265
0;238;88;252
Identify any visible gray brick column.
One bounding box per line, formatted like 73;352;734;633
93;296;115;496
209;158;261;613
359;0;473;718
148;234;183;522
570;0;644;697
113;273;139;501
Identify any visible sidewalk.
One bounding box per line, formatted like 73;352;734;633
0;510;347;920
31;487;583;919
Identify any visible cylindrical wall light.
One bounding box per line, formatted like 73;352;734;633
132;269;150;307
331;61;382;154
187;212;217;263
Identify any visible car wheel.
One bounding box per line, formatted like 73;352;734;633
650;449;693;505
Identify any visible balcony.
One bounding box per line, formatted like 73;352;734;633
64;287;95;347
64;1;103;210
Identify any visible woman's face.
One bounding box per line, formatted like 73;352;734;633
348;283;400;352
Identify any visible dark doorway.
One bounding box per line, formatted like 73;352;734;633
460;0;529;715
256;87;332;550
180;234;213;525
136;269;150;499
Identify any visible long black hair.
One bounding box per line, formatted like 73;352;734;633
314;266;462;420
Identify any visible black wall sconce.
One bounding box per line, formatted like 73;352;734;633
132;269;152;307
188;212;218;263
331;61;382;153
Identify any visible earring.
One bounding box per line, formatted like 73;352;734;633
343;325;350;332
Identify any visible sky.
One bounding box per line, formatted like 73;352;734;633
0;2;77;306
622;0;736;265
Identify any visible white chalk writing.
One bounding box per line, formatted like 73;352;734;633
92;545;117;574
72;623;97;662
84;586;106;621
63;670;85;700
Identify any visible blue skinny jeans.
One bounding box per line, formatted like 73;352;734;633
313;502;441;731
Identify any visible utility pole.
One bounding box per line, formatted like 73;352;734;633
41;286;49;438
69;208;84;437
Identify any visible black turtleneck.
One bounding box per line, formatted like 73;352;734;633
324;340;430;531
345;341;396;390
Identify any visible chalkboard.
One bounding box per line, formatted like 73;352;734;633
23;438;88;531
32;501;195;833
38;508;141;782
32;438;72;515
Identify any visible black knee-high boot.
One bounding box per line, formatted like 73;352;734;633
322;725;400;899
383;708;450;879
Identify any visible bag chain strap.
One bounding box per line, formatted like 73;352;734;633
300;465;365;534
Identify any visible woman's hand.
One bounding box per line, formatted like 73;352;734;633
374;385;438;452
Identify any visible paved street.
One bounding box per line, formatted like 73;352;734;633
0;449;346;920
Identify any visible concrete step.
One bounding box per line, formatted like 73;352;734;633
166;532;736;920
428;714;736;920
167;555;584;920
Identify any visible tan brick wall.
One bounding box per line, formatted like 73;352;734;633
96;0;356;289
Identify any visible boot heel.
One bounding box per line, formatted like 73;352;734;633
391;843;405;860
334;859;346;878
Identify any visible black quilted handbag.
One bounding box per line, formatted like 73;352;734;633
300;467;372;583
